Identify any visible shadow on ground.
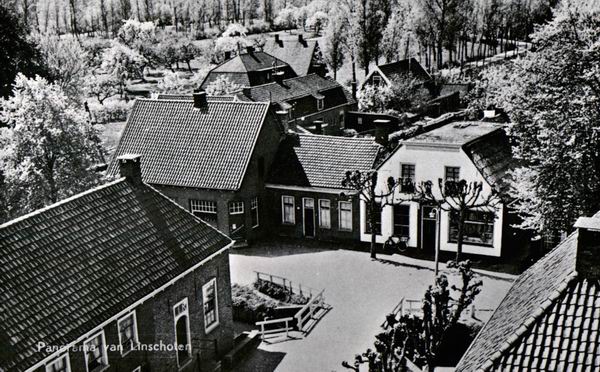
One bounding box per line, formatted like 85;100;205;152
232;238;343;257
233;348;286;372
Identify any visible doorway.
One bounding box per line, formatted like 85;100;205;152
421;205;438;252
303;198;315;238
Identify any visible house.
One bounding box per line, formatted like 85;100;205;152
266;133;381;241
199;48;297;89
361;58;432;90
455;212;600;371
262;33;327;77
108;93;285;243
364;121;517;257
0;155;234;372
235;74;357;135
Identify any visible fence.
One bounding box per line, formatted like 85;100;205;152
255;271;317;298
256;317;294;340
295;290;325;331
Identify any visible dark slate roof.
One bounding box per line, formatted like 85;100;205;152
237;74;355;106
156;94;236;101
377;58;432;83
262;36;318;76
268;134;381;189
463;129;515;196
0;179;231;372
201;72;252;88
456;222;599;371
407;122;504;146
109;99;271;190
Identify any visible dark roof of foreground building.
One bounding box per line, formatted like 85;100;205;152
262;35;319;76
109;98;273;190
407;122;504;146
376;58;432;83
156;93;236;101
456;214;600;372
268;134;381;189
0;164;231;372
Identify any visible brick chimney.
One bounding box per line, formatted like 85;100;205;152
117;154;143;186
374;119;391;146
193;91;208;109
574;216;600;280
298;34;304;43
243;87;252;99
312;120;324;134
224;50;231;60
246;46;255;54
274;34;280;43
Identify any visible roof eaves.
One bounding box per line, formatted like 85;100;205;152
236;102;272;190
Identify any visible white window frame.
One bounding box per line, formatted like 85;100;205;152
190;200;217;214
117;311;139;356
83;331;109;372
228;201;244;215
251;197;259;228
203;278;220;333
318;199;331;229
373;75;382;86
317;98;324;111
45;353;71;372
173;298;192;368
444;166;461;182
339;201;353;231
282;195;295;224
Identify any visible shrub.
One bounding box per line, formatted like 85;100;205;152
254;280;309;305
89;99;134;124
247;20;271;34
231;284;278;323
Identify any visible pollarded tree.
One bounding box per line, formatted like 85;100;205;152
0;74;106;223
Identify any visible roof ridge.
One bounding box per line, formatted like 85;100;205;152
297;133;379;143
476;271;579;372
0;178;126;230
137;97;269;106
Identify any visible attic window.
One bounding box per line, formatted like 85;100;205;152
317;98;324;111
373;75;382;86
46;353;71;372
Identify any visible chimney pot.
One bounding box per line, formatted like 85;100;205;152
374;119;392;146
575;216;600;280
274;34;280;43
298;34;304;43
246;46;254;54
117;154;143;185
224;50;232;60
193;91;208;109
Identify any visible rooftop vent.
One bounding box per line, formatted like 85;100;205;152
117;154;142;186
193;91;208;109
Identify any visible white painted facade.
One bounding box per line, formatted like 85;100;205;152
360;141;505;257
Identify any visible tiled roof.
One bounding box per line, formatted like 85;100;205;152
201;71;252;88
214;51;290;72
109;99;272;190
268;134;381;189
407;122;504;146
456;228;588;371
237;74;355;107
156;94;236;101
262;36;318;76
377;58;432;82
463;129;515;196
0;179;231;372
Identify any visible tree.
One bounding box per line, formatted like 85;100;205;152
468;1;600;241
205;75;241;95
215;23;252;56
416;179;500;262
0;74;105;223
322;9;346;80
274;6;297;30
102;42;147;95
341;170;410;259
85;74;121;105
0;5;47;98
358;75;430;115
305;10;328;35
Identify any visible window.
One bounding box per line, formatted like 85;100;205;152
339;201;353;231
84;332;108;372
229;201;244;215
190;200;217;225
365;202;382;235
393;205;410;238
445;166;461;182
357;117;363;125
282;196;295;224
373;75;382;86
251;197;259;228
203;278;219;332
46;354;71;372
400;164;416;192
173;298;191;367
449;210;495;246
117;312;139;355
317;98;324;111
319;199;331;229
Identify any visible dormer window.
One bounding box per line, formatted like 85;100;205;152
46;353;71;372
317;98;324;111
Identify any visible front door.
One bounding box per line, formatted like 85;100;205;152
421;205;437;252
303;198;315;238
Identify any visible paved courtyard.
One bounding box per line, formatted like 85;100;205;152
229;242;515;372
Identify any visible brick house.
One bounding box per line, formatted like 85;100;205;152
456;212;600;371
108;93;285;244
261;33;327;77
365;121;519;257
361;58;432;90
236;74;357;135
265;133;381;241
0;155;234;372
199;48;297;89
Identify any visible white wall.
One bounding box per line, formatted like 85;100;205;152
359;143;504;257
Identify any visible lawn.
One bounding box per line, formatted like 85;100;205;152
229;241;514;372
95;121;126;160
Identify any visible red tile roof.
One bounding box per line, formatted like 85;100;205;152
109;99;272;190
268;134;381;189
0;179;231;372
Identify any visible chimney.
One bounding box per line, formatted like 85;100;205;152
575;217;600;280
243;87;252;99
273;71;285;85
193;91;208;109
312;120;324;134
117;154;143;186
374;119;391;146
351;81;357;100
224;50;232;60
298;34;304;43
246;46;254;54
274;34;280;43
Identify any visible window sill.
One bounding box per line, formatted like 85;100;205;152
339;228;353;232
282;222;296;226
90;365;110;372
252;224;259;229
120;342;140;357
229;212;244;215
205;322;220;335
448;240;494;248
319;226;331;230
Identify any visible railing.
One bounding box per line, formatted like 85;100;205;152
255;271;317;298
256;317;294;340
381;297;404;328
295;290;325;331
